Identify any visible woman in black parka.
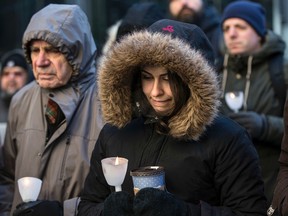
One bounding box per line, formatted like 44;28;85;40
78;19;267;216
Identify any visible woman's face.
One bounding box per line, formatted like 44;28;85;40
141;66;175;116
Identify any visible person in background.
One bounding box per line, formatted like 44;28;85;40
0;49;32;147
0;49;32;122
167;0;223;66
101;2;165;56
77;19;267;216
0;4;103;216
219;0;287;204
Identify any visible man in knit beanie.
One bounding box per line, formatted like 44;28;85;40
0;49;32;148
0;50;30;96
219;0;287;207
221;0;267;54
0;49;32;122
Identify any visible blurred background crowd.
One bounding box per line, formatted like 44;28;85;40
0;0;287;59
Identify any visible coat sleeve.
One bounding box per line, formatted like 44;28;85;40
77;128;110;216
0;103;17;214
194;130;268;216
260;114;283;146
271;99;288;215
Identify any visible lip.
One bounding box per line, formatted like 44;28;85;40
38;73;55;79
228;42;241;47
150;99;170;107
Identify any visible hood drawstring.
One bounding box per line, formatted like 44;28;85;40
243;56;253;111
221;54;253;112
221;53;229;98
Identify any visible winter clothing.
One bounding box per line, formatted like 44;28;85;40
0;4;103;215
219;30;287;203
116;2;165;41
103;191;134;216
78;19;267;216
221;0;267;39
0;49;32;123
168;0;223;66
1;51;28;71
12;200;63;216
271;99;288;215
102;2;165;56
133;188;195;216
0;97;10;123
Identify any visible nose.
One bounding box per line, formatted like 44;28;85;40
7;73;16;79
227;27;237;38
151;80;164;97
35;51;50;67
180;0;188;6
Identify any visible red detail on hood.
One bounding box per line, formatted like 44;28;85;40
162;25;174;32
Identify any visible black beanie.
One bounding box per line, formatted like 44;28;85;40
221;0;267;38
148;19;215;66
1;50;28;72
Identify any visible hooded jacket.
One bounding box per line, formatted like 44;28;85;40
192;1;223;58
0;4;103;215
78;19;267;215
220;30;287;203
101;2;165;56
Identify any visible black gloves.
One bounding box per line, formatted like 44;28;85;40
228;111;265;139
102;189;200;216
13;200;63;216
134;188;200;216
103;191;134;216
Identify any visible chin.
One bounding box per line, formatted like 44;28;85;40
156;109;173;117
229;50;244;55
37;82;55;89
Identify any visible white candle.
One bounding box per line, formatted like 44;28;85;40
101;157;128;192
18;177;42;202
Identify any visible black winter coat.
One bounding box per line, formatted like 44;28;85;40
78;19;267;216
79;116;267;215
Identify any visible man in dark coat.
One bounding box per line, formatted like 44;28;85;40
219;1;287;204
167;0;223;66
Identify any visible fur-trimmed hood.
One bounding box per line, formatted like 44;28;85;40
98;19;220;140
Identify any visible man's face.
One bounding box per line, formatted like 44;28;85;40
222;18;262;55
1;66;28;95
169;0;203;23
30;40;73;89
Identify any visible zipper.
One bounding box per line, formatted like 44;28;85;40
59;133;71;180
267;205;275;216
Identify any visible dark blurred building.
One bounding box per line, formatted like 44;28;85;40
0;0;136;57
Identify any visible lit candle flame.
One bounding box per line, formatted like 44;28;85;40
23;178;31;187
115;156;119;165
